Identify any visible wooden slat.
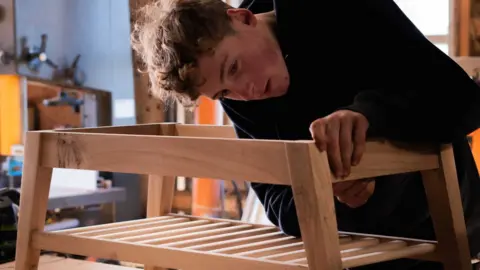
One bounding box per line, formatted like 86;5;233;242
341;243;437;268
129;224;253;244
339;231;437;245
54;216;174;234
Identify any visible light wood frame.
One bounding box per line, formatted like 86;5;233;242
14;122;474;270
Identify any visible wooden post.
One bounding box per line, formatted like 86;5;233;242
287;143;343;269
452;0;471;56
129;0;166;126
421;145;472;270
129;0;168;213
14;133;54;270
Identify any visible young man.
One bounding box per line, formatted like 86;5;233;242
131;0;480;269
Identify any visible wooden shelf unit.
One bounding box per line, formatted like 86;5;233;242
14;123;473;270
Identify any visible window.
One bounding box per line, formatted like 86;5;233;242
394;0;451;55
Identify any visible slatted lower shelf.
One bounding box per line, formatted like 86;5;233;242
31;214;438;269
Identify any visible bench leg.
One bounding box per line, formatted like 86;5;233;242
421;145;471;270
287;144;343;270
144;174;176;270
15;133;53;270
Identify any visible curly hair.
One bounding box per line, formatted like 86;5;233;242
131;0;235;109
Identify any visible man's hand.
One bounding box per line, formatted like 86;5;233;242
309;110;369;178
333;178;375;208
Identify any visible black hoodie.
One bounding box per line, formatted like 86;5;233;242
221;1;480;269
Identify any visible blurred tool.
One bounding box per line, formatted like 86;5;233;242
52;54;86;86
4;156;23;188
18;34;58;73
43;90;84;113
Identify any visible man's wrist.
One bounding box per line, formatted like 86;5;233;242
341;102;385;138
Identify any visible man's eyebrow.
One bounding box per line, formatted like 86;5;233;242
220;54;228;84
212;54;228;100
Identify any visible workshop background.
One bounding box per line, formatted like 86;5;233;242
0;0;479;267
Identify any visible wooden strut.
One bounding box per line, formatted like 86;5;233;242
129;0;167;251
14;123;473;270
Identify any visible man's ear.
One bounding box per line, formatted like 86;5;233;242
226;8;257;26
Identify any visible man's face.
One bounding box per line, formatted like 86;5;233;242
196;9;290;101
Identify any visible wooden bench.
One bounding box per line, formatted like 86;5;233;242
14;123;474;270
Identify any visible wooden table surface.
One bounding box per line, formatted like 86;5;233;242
0;256;136;270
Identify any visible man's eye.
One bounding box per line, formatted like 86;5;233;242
221;89;231;99
229;61;238;75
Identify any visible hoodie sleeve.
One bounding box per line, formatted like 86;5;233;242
343;2;480;143
344;52;480;144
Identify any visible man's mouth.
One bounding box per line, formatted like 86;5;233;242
264;79;271;96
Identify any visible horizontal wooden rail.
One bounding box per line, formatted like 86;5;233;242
318;140;440;183
39;131;292;185
56;123;166;135
49;123;237;138
175;124;237;138
32;231;305;270
34;130;440;184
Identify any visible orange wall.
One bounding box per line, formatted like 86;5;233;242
471;129;480;171
0;75;22;156
191;96;222;217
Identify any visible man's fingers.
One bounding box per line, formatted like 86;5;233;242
336;193;367;208
351;116;368;166
336;179;375;208
310;110;369;178
341;180;368;198
326;120;343;178
348;182;374;207
310;121;327;151
339;118;353;177
333;181;355;195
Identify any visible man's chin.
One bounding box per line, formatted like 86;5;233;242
270;86;289;98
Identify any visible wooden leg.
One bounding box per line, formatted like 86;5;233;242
287;144;343;270
144;174;176;270
421;145;471;270
15;133;53;270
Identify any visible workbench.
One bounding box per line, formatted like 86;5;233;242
0;256;135;270
13;186;126;231
46;186;126;210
